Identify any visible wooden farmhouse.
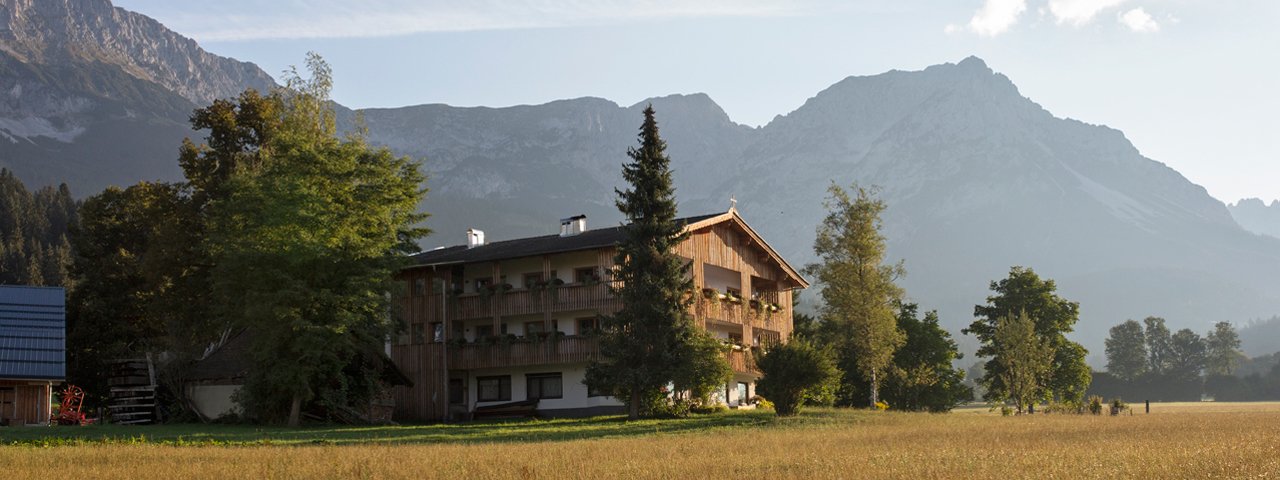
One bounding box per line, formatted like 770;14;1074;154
391;208;808;421
0;285;65;426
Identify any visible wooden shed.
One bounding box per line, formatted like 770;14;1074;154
0;286;65;426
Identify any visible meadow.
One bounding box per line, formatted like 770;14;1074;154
3;402;1278;479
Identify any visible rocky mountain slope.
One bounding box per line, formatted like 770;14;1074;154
1229;198;1280;239
3;1;1277;356
0;0;275;190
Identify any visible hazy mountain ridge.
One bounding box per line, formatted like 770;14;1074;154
1229;198;1280;239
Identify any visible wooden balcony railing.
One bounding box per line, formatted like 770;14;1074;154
404;283;621;323
693;297;787;330
447;336;600;370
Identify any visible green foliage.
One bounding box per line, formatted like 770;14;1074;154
1205;321;1243;376
805;183;904;408
756;340;840;416
1143;317;1174;375
67;182;188;403
0;169;77;287
1087;395;1104;415
965;266;1090;405
585;105;729;419
1167;328;1207;382
882;303;973;412
1105;319;1148;381
209;53;427;425
992;310;1054;414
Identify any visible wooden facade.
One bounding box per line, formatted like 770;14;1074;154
390;209;807;421
0;381;52;426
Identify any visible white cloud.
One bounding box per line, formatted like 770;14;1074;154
118;0;823;42
1047;0;1129;26
1118;7;1160;32
950;0;1027;37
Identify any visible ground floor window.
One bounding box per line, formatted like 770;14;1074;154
526;373;563;400
477;376;511;402
737;382;749;405
586;381;608;398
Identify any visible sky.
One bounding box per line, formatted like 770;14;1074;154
114;0;1280;204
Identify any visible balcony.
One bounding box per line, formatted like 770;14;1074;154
404;283;621;323
447;336;600;370
693;296;786;330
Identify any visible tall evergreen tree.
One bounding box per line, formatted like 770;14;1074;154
805;183;904;408
585;105;729;419
1105;319;1149;381
1205;321;1243;376
965;266;1090;405
0;169;78;287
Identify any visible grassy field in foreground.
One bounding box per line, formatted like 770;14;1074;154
4;402;1280;479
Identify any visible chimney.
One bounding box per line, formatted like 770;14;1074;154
466;228;485;248
559;215;587;237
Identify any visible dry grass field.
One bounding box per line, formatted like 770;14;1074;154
4;402;1279;479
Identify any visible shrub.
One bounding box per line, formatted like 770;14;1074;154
1088;395;1104;415
756;340;840;417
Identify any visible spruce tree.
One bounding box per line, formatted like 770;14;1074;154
585;106;729;419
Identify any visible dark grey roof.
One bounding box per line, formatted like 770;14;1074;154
0;286;65;381
409;213;723;268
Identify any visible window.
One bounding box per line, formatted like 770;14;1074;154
448;378;465;405
477;376;511;402
577;317;599;335
475;324;494;341
523;272;543;289
430;322;444;343
473;278;492;293
574;266;599;284
414;278;427;296
525;321;546;338
728;332;743;345
411;323;425;344
737;382;749;405
452;321;464;341
527;373;563;400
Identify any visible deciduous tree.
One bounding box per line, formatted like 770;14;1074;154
965;266;1090;405
993;310;1053;414
757;340;840;416
805;183;904;408
1205;321;1243;376
1105;319;1148;381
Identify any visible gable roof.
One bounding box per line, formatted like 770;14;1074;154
0;286;66;381
408;210;809;288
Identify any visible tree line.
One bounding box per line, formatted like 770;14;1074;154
1098;317;1280;401
0;170;76;287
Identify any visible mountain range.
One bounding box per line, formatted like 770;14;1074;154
3;0;1278;360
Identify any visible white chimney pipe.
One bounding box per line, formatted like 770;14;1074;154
467;228;485;248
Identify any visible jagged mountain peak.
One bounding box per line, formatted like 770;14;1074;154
0;0;275;105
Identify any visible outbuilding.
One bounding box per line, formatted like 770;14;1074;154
0;286;65;426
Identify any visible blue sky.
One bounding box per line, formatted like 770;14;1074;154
115;0;1279;204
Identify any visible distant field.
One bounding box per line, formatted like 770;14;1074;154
3;403;1279;479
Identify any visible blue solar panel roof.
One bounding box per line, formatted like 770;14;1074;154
0;286;65;381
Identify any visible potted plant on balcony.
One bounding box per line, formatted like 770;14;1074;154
701;287;718;299
724;291;743;304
